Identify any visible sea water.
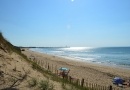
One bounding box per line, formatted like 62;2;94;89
30;47;130;69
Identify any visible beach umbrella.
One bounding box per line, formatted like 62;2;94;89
59;67;69;71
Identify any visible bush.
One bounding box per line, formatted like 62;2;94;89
38;80;54;90
28;78;38;87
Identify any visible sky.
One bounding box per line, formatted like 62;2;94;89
0;0;130;47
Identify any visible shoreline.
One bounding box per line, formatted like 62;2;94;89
30;48;130;70
57;55;130;70
22;49;130;89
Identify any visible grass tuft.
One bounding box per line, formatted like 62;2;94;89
28;78;38;87
38;80;54;90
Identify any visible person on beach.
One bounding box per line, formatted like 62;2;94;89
62;70;66;79
58;67;70;78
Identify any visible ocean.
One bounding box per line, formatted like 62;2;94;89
30;47;130;69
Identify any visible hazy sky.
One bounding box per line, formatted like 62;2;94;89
0;0;130;47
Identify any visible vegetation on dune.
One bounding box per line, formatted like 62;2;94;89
0;32;32;89
28;77;38;88
0;32;21;54
0;32;32;64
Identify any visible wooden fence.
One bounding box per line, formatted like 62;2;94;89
31;58;123;90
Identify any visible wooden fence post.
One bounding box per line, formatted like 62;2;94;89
88;83;90;89
57;70;58;75
42;60;44;68
86;82;88;88
35;59;37;63
102;86;104;90
52;64;53;73
91;83;93;90
48;63;50;70
81;78;84;87
55;65;57;74
98;85;100;90
39;60;40;65
39;60;41;66
40;60;42;66
94;84;96;90
76;79;79;85
109;85;112;90
37;60;39;64
104;86;107;90
69;76;72;83
45;61;47;68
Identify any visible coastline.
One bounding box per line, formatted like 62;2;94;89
30;47;130;70
22;49;130;89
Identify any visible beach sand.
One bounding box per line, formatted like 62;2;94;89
0;49;63;90
22;49;130;89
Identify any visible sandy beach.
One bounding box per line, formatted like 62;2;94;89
22;49;130;89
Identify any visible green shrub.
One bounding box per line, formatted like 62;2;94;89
38;80;54;90
28;78;38;87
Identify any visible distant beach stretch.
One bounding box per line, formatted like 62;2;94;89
23;47;130;89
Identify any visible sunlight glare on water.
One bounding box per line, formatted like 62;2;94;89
62;47;93;51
